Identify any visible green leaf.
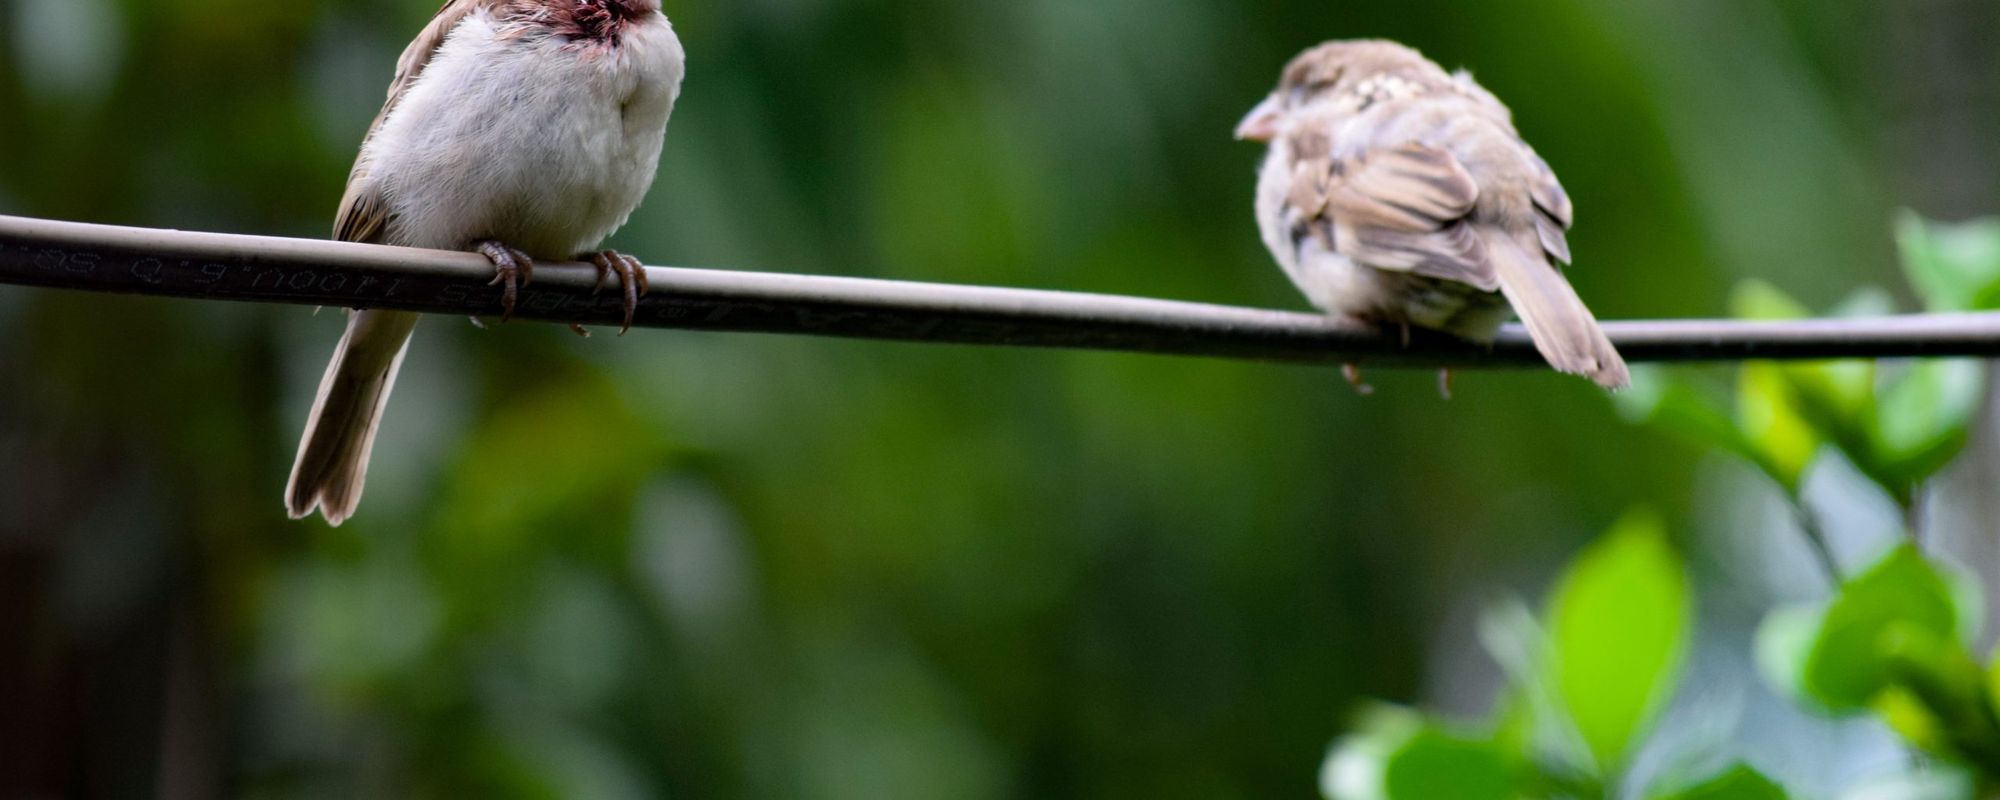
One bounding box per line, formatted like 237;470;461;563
1383;730;1518;800
1321;708;1521;800
1322;706;1420;800
1778;357;1875;435
1772;550;2000;764
1728;280;1874;462
1754;605;1824;704
1651;764;1789;800
1722;275;1987;504
1736;364;1822;494
1870;359;1986;488
1800;547;1963;710
1872;683;1951;757
1872;622;2000;766
1895;212;2000;313
1549;512;1692;771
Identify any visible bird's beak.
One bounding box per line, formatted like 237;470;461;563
1234;96;1282;143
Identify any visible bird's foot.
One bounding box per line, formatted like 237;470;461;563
585;250;651;336
476;240;535;321
1342;363;1376;396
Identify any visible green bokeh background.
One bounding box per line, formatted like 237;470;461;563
2;0;1996;797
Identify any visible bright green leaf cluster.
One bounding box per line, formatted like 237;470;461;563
1620;214;2000;511
1756;546;2000;775
1610;214;2000;794
1329;213;1999;800
1568;211;2000;792
1804;547;1962;709
1873;359;1986;489
1621;273;1986;511
1320;515;1780;799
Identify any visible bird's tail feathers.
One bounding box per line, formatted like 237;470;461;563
1482;228;1629;390
285;309;421;525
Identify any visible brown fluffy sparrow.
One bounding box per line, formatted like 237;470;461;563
1237;40;1628;390
286;0;685;525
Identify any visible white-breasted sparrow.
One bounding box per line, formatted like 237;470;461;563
287;0;685;524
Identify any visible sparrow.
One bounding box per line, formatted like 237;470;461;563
1236;40;1628;391
286;0;686;525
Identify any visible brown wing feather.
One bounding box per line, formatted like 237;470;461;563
333;0;492;244
1526;152;1574;265
1345;221;1494;291
1329;142;1479;229
1289;140;1497;290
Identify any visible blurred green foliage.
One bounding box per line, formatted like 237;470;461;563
1551;513;1691;774
1652;766;1788;800
1756;544;2000;787
2;0;1998;798
1621;277;1990;516
1321;513;1716;800
1620;215;2000;796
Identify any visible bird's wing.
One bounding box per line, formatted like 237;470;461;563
1526;151;1574;265
1288;138;1497;292
334;0;492;243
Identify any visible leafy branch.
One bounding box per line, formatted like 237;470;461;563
1320;214;2000;800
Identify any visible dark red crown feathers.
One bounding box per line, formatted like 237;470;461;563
553;0;654;41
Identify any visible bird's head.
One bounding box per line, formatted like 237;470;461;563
1235;40;1438;142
